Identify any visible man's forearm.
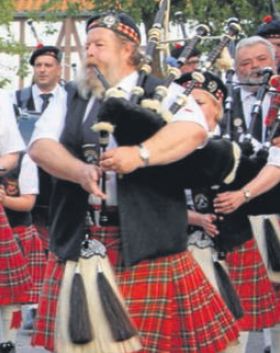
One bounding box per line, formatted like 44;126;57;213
142;121;207;166
29;139;85;183
244;165;280;200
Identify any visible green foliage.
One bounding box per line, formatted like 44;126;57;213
0;0;14;24
175;0;271;36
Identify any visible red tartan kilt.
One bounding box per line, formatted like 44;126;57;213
11;225;47;303
32;226;239;353
226;238;280;330
34;224;49;251
0;206;32;303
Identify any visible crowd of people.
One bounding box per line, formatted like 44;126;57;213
1;7;280;353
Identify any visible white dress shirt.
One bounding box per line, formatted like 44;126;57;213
0;89;25;155
19;154;39;195
32;84;67;113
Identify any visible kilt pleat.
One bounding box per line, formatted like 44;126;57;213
32;253;64;352
35;224;49;251
226;238;280;330
32;226;239;353
0;206;32;303
249;215;280;289
11;225;47;303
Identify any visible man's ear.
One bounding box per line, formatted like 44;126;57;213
122;41;134;59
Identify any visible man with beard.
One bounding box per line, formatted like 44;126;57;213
220;35;280;353
28;10;240;353
225;36;276;143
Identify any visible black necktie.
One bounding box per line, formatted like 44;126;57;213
251;95;263;142
40;93;53;113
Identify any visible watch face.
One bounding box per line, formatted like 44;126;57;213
139;144;150;166
141;149;149;159
244;190;251;200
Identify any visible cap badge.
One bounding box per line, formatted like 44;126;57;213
207;80;218;93
102;14;118;28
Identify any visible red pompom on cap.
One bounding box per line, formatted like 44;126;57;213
270;75;280;90
263;15;273;24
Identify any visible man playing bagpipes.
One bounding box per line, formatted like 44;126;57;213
216;35;280;353
176;70;280;353
28;8;244;353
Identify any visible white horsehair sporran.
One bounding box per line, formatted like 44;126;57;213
55;236;142;353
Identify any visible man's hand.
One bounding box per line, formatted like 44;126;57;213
78;163;106;199
199;213;219;237
214;190;245;214
100;146;144;174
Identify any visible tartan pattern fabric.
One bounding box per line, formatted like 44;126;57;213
31;253;64;351
11;225;47;303
0;205;32;302
87;20;140;44
35;224;49;251
32;226;239;353
226;238;280;330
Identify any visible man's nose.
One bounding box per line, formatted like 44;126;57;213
87;43;95;56
251;59;261;69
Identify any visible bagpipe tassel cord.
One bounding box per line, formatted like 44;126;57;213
97;263;138;341
69;263;93;344
264;217;280;271
213;260;244;319
55;257;142;353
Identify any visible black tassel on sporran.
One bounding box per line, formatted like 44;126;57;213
69;268;94;344
213;260;243;319
97;269;137;342
264;217;280;272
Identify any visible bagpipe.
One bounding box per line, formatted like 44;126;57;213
92;14;243;190
140;22;210;117
222;68;236;140
223;67;280;156
217;68;280;215
261;75;280;153
202;19;240;71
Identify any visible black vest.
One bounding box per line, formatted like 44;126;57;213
48;75;189;266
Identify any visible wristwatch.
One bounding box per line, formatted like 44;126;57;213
138;143;150;167
242;188;251;202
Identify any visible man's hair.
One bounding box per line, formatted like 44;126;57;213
116;32;144;67
235;36;276;62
